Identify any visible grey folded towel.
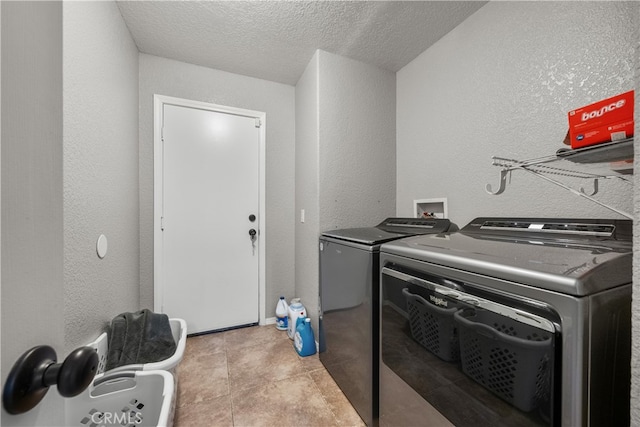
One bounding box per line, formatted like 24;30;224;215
105;309;177;371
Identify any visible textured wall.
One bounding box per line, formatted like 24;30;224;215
63;1;140;352
631;2;640;423
138;54;296;318
397;2;636;227
295;52;321;326
0;0;2;389
398;0;639;422
295;50;396;329
1;2;65;425
318;50;396;231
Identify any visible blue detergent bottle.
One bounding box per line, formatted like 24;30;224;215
294;317;317;357
293;316;306;346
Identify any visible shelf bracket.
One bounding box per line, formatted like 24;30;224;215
579;179;599;197
485;169;510;195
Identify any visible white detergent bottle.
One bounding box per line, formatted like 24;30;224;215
275;296;289;331
287;299;306;340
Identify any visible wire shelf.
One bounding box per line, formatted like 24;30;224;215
486;138;633;219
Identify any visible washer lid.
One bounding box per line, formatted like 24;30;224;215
321;218;452;245
381;229;632;296
321;227;407;245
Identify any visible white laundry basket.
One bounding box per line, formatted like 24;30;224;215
87;318;187;376
65;370;174;427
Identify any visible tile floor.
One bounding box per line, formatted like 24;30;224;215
174;324;366;427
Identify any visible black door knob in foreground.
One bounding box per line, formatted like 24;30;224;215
3;345;98;415
45;346;98;397
249;229;257;237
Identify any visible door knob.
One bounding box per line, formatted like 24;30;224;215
249;229;257;237
3;345;98;414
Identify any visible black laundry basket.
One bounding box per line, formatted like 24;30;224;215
454;308;553;413
402;287;461;362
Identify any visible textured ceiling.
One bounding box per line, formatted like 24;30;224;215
116;1;486;85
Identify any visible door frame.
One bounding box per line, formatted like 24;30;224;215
153;94;267;326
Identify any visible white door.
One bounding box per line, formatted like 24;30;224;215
154;96;265;334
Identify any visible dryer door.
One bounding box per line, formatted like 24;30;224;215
380;265;557;427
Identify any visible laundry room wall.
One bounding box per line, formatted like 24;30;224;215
63;1;140;352
318;50;396;231
631;4;640;423
295;51;321;327
2;2;139;423
138;54;296;319
1;2;65;425
395;1;640;421
295;50;396;329
396;1;636;227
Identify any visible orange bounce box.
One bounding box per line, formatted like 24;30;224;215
568;90;634;149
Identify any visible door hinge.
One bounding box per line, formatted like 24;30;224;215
161;216;165;231
255;118;261;128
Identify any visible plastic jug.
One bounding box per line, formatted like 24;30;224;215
294;318;317;357
275;296;289;331
294;315;305;332
287;299;306;340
